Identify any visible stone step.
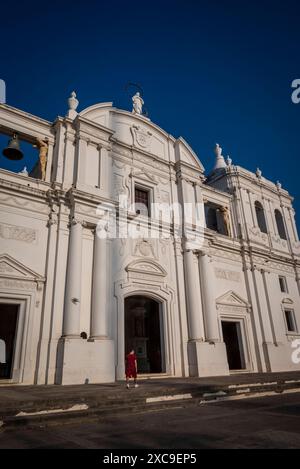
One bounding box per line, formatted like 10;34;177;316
1;378;300;428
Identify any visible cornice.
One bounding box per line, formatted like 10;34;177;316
0;103;51;126
201;184;232;200
207;165;293;201
0;104;55;144
0;171;51;199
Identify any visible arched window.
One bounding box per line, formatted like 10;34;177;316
255;201;267;233
275;209;287;240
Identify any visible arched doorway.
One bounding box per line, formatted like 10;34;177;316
125;295;165;374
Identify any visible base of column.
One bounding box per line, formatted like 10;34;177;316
188;340;229;377
56;337;115;385
116;360;125;381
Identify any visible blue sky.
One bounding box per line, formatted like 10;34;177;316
0;0;299;225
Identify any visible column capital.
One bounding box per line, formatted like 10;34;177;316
68;216;86;228
198;250;212;260
183;247;205;257
47;212;58;227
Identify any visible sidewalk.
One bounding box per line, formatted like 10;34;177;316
1;371;300;428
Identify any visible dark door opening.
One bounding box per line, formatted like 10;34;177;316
0;304;18;379
125;296;163;374
221;320;245;370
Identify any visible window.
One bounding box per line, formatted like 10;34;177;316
284;309;297;333
279;276;288;293
275;209;287;240
205;206;218;232
134;187;150;216
255;201;267;233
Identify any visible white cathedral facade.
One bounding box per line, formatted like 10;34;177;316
0;93;299;385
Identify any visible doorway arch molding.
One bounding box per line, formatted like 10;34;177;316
114;280;179;380
125;259;167;279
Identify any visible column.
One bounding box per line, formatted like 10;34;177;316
183;250;205;341
267;199;276;235
199;253;220;342
173;238;189;376
91;230;108;338
181;178;194;241
243;266;265;371
75;135;88;186
296;268;300;297
63;220;83;337
36;208;58;383
288;207;299;242
252;268;274;344
194;184;205;237
262;271;285;344
45;141;54;182
63;126;77;187
248;191;257;227
53;121;65;183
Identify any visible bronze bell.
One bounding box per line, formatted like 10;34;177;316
2;133;24;160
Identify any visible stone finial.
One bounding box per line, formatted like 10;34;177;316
212;143;226;171
67;91;79;119
256;168;262;179
226;155;232;166
276;181;282;190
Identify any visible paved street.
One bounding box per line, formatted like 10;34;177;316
0;392;300;449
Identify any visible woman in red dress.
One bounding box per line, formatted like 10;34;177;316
125;349;138;389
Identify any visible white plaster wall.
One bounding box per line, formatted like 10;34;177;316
213;260;248;300
0;208;48;276
85;144;101;188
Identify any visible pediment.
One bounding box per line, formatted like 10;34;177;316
282;298;294;305
0;254;44;281
216;290;250;307
79;102;113;127
126;259;167;277
175;137;205;172
79;103;205;171
130;168;158;184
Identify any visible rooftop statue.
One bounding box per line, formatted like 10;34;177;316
132;92;144;115
215;143;223;158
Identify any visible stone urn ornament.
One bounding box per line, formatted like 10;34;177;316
67;91;79;119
